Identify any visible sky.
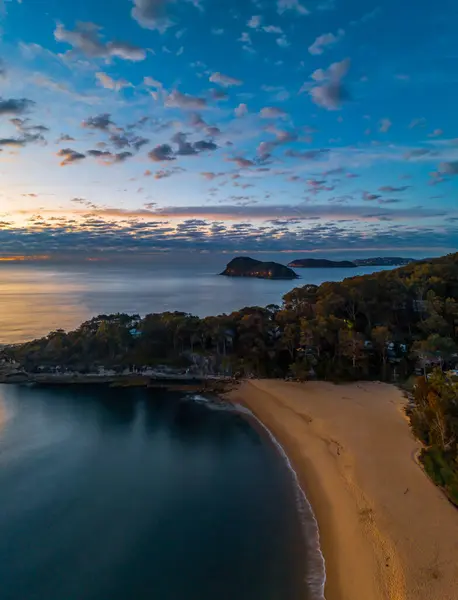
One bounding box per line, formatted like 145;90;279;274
0;0;458;258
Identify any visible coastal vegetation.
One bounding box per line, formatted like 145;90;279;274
4;251;458;505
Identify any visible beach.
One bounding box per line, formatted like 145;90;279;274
227;380;458;600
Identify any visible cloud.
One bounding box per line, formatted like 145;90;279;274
379;118;392;133
144;76;163;88
379;185;409;192
276;35;290;48
308;58;351;110
260;106;288;119
57;148;86;166
170;132;218;156
131;0;201;31
247;15;262;28
148;144;176;161
0;97;35;116
82;113;114;131
165;90;207;109
310;82;349;110
96;72;132;91
110;132;149;151
209;72;243;87
285;148;329;160
57;134;75;143
439;161;458;175
263;25;283;34
308;29;344;55
54;22;146;61
234;103;248;117
404;148;432;159
277;0;309;15
194;140;217;151
228;156;255;168
409;118;427;129
0;137;27;147
132;0;167;30
87;150;133;164
363;191;382;201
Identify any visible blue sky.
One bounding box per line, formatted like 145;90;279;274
1;0;458;257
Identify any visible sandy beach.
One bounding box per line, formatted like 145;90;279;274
227;380;458;600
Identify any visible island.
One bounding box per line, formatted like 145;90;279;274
287;258;356;268
220;256;298;280
287;256;415;268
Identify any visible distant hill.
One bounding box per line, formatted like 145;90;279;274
288;258;356;268
288;257;415;268
353;257;415;267
220;257;298;280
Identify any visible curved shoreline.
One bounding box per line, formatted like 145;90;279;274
226;380;458;600
235;402;326;600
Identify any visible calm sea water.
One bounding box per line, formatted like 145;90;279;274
0;254;395;343
0;384;308;600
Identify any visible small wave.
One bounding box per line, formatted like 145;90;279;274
186;394;235;412
233;403;326;600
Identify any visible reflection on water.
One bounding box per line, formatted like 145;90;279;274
0;257;395;343
0;384;306;600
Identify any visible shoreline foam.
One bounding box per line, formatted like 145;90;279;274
226;380;458;600
235;402;326;600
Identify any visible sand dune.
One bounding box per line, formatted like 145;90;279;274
227;380;458;600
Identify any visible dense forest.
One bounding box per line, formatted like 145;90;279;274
5;251;458;505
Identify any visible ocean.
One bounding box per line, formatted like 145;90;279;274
0;253;396;343
0;384;310;600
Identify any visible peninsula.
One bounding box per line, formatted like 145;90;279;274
288;258;355;268
288;256;415;268
220;256;298;280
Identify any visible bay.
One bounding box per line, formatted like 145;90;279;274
0;384;306;600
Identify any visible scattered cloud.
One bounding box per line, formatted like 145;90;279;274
82;113;114;131
0;97;35;116
260;106;288;119
234;103;248;117
54;22;146;61
96;72;132;91
308;29;344;55
439;161;458;175
277;0;309;15
308;58;351;110
379;118;392;133
209;72;243;87
148;143;176;161
247;15;262;28
379;185;409;192
165;90;207;109
57;148;86;166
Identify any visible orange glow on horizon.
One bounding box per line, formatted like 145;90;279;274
0;255;51;262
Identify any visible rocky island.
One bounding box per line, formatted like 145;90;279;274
220;257;298;280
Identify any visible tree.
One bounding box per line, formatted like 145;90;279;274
371;325;391;377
